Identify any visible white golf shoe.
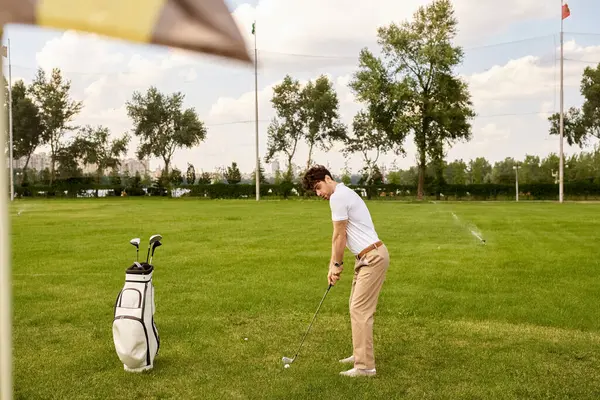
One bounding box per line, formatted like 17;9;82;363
338;355;354;364
339;367;376;377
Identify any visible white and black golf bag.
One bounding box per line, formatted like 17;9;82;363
112;262;160;372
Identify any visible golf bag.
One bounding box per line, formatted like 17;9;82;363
112;262;160;372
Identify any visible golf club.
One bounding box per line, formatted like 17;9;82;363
130;238;140;262
146;234;162;263
149;240;162;264
282;284;332;366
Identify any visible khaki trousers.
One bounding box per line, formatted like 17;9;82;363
349;244;389;370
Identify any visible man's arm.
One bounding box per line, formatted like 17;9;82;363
328;219;347;285
329;194;348;285
330;219;347;265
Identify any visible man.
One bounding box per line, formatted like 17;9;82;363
302;165;390;377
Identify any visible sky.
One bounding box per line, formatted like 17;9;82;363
3;0;600;177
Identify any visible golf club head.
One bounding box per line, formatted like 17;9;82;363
130;238;141;261
149;234;162;245
282;356;294;364
150;241;162;264
149;241;162;264
146;235;162;262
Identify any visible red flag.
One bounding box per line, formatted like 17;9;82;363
562;4;571;19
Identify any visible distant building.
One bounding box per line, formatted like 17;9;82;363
271;160;280;175
7;152;51;171
119;158;149;176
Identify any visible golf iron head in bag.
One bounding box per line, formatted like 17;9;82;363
146;234;162;264
282;284;332;367
149;240;162;265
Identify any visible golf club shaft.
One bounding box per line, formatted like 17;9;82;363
290;284;332;360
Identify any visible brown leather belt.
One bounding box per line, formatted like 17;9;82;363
356;241;383;260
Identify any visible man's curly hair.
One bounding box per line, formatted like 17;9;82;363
302;164;332;192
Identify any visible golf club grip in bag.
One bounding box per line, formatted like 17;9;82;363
112;262;160;372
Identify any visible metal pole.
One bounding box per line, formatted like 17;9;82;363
8;38;13;201
254;21;260;201
515;165;519;202
559;1;564;203
0;30;14;400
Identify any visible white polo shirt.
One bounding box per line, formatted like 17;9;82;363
329;183;380;256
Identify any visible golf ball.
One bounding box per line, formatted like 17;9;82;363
284;364;290;369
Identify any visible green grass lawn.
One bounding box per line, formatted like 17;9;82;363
8;198;600;399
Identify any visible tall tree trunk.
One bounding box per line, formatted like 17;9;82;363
286;154;294;182
163;157;171;197
22;154;32;185
306;143;314;170
417;111;431;200
435;157;443;201
50;142;55;186
417;150;426;200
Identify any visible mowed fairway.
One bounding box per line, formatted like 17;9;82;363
8;198;600;399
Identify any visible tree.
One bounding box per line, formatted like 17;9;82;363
520;155;542;184
142;172;153;187
540;153;560;184
302;75;346;168
491;157;517;185
186;163;196;185
265;75;305;177
224;161;242;184
468;157;492;184
548;107;587;147
29;68;83;185
444;159;468;185
343;110;392;185
548;64;600;147
54;141;84;180
349;0;475;200
170;168;184;186
121;170;131;188
109;168;121;186
40;168;51;185
126;86;207;192
359;164;384;185
132;171;143;189
274;169;284;185
74;125;129;183
341;159;353;185
197;171;212;184
252;159;268;185
6;80;43;183
386;171;401;184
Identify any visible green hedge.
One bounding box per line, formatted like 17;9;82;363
11;181;600;200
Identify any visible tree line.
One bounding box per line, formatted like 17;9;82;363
4;0;600;198
3;69;207;189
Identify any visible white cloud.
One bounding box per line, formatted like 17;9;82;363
180;68;198;82
36;30;126;76
465;41;600;107
232;0;557;56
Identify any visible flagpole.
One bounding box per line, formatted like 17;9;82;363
559;1;565;203
8;38;14;202
253;21;260;201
